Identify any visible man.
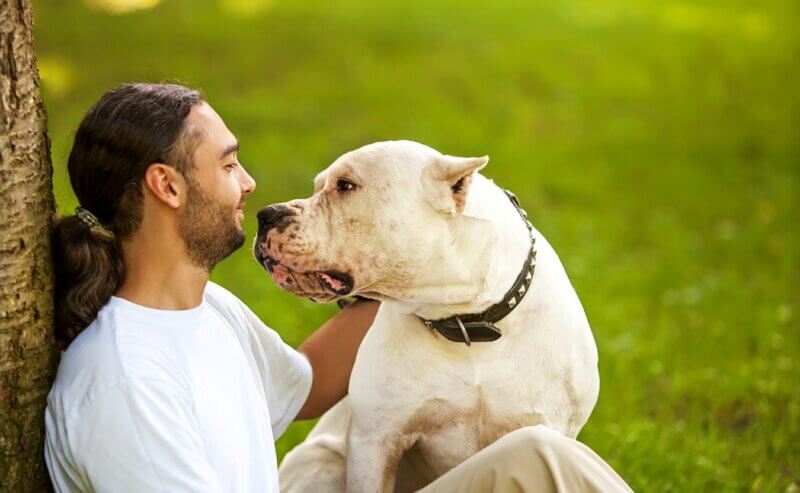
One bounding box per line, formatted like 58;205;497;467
45;83;377;492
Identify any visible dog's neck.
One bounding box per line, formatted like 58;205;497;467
393;174;534;321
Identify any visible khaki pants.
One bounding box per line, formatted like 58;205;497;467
416;426;632;493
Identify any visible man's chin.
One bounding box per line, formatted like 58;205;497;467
227;229;247;256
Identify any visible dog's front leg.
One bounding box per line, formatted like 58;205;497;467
346;423;412;493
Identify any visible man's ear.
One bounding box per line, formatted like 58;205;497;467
423;154;489;214
143;163;185;209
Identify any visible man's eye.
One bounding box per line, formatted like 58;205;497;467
225;163;237;171
336;179;357;192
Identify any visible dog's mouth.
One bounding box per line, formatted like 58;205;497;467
315;270;354;296
259;253;354;297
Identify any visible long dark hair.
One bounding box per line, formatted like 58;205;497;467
52;83;203;349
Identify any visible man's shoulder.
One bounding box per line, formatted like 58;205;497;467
204;281;258;332
204;280;238;303
48;313;121;421
54;307;124;386
204;280;248;312
48;304;186;420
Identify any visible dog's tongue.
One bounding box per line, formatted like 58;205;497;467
318;272;346;292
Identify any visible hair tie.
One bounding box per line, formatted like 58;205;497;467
75;206;112;234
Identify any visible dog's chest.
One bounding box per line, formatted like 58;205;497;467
350;305;581;474
352;307;555;413
404;371;548;476
374;337;553;483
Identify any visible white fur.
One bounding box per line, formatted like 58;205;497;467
268;141;599;492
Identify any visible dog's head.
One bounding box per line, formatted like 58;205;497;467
253;140;489;303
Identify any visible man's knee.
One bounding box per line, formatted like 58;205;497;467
500;425;564;454
425;427;631;493
477;425;566;477
487;426;633;493
456;426;564;491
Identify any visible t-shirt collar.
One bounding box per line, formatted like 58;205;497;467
105;294;209;323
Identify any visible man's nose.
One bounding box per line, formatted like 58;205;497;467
257;205;295;236
239;165;256;196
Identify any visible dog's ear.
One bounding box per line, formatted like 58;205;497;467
424;154;489;215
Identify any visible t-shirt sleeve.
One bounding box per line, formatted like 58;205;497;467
69;379;224;493
45;404;85;493
237;301;313;439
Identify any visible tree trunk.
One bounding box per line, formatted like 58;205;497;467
0;0;57;490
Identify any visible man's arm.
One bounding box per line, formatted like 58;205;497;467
295;299;380;420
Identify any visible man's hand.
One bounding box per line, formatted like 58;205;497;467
295;299;380;420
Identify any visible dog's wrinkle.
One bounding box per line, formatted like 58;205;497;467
563;368;583;437
284;245;309;256
323;194;336;238
295;275;325;295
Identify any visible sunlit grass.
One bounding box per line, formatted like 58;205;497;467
219;0;272;17
85;0;160;14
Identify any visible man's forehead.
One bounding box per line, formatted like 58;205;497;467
188;102;237;155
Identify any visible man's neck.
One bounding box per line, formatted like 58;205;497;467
115;232;210;311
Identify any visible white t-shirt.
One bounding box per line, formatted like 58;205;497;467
44;282;313;493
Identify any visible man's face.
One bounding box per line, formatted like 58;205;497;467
178;102;256;270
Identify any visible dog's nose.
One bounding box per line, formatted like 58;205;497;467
257;205;294;235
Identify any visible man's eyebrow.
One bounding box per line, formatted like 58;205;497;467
219;141;239;160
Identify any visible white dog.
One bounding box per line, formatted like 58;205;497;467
253;141;600;492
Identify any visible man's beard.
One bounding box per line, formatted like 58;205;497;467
179;178;245;271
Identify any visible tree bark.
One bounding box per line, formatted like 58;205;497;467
0;0;57;491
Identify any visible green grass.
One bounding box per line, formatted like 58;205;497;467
34;0;799;490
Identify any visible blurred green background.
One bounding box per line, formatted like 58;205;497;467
34;0;798;490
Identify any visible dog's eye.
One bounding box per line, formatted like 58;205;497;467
336;179;357;192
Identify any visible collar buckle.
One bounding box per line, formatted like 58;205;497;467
455;317;471;346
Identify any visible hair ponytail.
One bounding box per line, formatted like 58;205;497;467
51;82;203;348
52;215;123;349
